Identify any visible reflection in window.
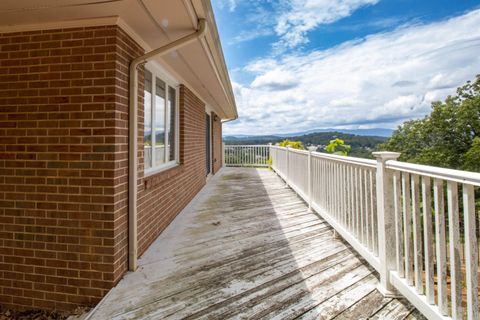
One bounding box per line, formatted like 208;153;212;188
155;78;166;166
168;86;176;162
143;66;179;173
144;70;152;170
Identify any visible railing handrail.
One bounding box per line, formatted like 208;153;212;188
386;159;480;186
271;145;377;168
225;144;271;147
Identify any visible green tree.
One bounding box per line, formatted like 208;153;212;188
326;138;351;156
279;139;305;150
464;137;480;172
380;75;480;171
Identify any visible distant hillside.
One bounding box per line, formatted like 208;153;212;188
224;131;388;159
225;128;393;139
277;128;393;137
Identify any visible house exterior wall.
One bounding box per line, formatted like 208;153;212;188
0;25;132;311
136;85;207;256
212;112;222;174
0;24;217;311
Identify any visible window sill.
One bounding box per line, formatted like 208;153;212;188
143;163;184;190
144;161;178;178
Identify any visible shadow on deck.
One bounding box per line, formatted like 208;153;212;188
88;168;424;319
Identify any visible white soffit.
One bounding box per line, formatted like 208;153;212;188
0;0;237;120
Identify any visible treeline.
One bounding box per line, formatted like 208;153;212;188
224;132;387;158
380;75;480;172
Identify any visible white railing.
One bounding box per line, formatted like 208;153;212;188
270;146;479;320
385;160;479;320
224;145;270;167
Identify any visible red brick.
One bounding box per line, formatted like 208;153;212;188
0;24;222;314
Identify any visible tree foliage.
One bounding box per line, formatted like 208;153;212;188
279;139;305;150
326;138;351;156
380;75;480;171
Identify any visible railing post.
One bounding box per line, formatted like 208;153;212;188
373;151;401;296
268;143;272;168
307;150;313;213
286;146;290;187
222;142;225;167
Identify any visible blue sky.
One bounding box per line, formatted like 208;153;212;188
212;0;480;135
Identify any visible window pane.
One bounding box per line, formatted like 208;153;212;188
168;86;176;162
144;70;152;170
155;77;166;166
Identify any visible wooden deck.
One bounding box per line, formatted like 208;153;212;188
88;168;424;320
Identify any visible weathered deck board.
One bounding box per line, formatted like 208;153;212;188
88;168;422;320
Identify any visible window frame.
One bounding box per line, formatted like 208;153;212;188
144;61;180;177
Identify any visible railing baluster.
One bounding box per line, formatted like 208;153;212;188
447;181;462;319
342;164;347;227
365;169;371;250
371;170;378;256
321;159;325;208
349;165;355;232
353;166;357;235
335;162;340;219
325;161;332;214
359;168;364;244
433;178;448;315
422;177;435;304
363;169;369;248
402;172;414;285
422;176;434;303
332;162;335;217
462;184;478;320
319;159;324;208
411;174;424;294
326;161;330;212
393;171;404;277
356;167;362;239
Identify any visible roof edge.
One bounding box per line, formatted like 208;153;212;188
189;0;238;120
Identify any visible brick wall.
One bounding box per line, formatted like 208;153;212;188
0;25;142;311
137;85;206;255
0;23;211;311
211;112;222;174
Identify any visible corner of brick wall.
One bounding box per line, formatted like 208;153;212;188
0;25;143;311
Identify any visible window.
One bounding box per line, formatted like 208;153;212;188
144;65;179;174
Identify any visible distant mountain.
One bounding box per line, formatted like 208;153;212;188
278;128;394;137
223;135;278;141
225;128;393;139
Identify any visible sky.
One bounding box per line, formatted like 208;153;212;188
211;0;480;135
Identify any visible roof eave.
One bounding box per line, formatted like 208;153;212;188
189;0;238;120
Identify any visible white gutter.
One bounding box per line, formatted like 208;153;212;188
128;19;207;271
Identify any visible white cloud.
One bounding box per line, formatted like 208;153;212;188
274;0;379;50
216;0;237;12
219;0;379;48
228;28;274;45
225;10;480;135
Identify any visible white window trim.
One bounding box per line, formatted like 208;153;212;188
144;61;180;177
